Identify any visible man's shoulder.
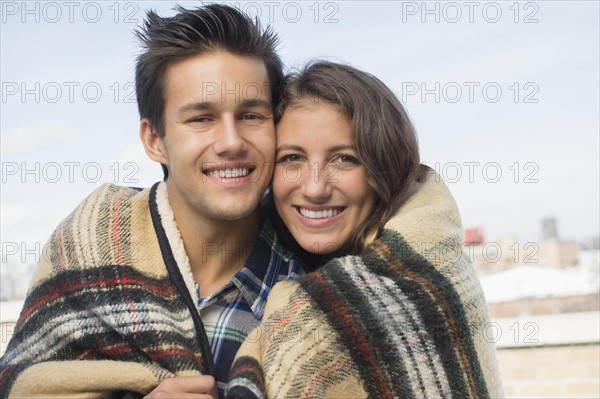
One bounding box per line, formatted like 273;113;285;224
66;183;152;222
44;183;158;267
22;183;161;286
81;182;148;206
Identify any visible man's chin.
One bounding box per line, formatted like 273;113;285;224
205;201;261;222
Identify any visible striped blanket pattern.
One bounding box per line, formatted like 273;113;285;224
0;183;211;398
227;168;504;399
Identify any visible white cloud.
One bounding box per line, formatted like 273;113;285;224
1;122;78;154
0;205;30;233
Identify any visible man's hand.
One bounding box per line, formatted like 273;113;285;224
144;375;218;398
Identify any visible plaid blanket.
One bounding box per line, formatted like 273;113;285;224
226;168;504;399
0;183;212;398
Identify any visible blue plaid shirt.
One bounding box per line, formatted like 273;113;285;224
194;214;306;396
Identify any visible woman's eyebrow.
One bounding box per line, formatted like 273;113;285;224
327;145;356;152
277;144;357;152
276;144;304;152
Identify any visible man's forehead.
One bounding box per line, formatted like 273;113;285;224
163;53;272;105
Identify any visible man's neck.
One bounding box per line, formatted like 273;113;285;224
168;199;261;298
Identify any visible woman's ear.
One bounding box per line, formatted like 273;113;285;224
139;118;168;165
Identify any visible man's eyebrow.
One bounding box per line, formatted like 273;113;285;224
241;99;272;109
177;99;272;115
177;102;215;115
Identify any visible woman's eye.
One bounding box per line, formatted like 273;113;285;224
334;154;360;164
277;154;302;163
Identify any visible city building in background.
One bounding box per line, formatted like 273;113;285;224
467;218;599;398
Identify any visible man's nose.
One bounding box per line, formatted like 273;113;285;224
213;118;247;156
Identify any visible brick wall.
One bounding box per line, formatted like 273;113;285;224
497;343;599;398
489;293;600;318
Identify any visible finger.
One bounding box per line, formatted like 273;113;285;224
144;393;216;399
176;375;216;393
147;375;216;394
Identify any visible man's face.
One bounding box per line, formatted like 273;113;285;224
153;51;275;223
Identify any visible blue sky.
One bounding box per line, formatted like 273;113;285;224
1;1;599;267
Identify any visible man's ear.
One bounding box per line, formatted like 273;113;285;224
140;118;168;165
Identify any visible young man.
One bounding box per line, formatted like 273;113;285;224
0;5;305;398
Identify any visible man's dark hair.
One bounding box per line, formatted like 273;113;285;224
135;4;284;178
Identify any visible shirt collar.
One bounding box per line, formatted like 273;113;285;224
230;211;297;319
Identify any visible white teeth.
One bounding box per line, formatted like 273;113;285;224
207;168;249;178
299;208;341;219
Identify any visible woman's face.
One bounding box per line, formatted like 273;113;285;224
273;102;377;254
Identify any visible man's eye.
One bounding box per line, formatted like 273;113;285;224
241;113;262;120
187;116;211;123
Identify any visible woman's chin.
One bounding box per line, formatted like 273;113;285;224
300;239;342;255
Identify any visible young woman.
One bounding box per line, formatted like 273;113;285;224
226;62;504;399
270;60;420;262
